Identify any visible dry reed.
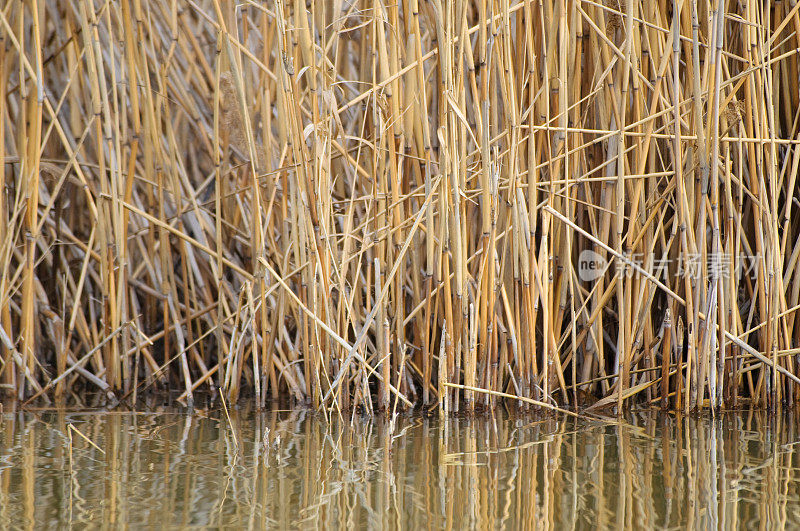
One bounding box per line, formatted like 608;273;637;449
2;0;800;412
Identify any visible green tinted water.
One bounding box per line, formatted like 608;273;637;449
1;407;798;529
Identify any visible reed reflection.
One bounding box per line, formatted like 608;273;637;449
1;408;799;529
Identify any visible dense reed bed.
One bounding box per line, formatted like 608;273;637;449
1;0;800;411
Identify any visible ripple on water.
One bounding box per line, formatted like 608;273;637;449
0;408;799;529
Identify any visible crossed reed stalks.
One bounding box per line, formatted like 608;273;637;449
2;0;800;413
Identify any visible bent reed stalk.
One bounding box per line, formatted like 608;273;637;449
2;0;800;412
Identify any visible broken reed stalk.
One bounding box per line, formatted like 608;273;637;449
2;0;800;413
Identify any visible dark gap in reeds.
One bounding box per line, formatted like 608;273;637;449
2;0;800;413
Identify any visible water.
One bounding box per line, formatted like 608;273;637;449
1;406;799;529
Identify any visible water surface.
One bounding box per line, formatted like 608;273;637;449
1;406;799;528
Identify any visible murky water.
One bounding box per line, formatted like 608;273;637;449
1;406;799;529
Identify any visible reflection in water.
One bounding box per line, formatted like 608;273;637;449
1;407;799;528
